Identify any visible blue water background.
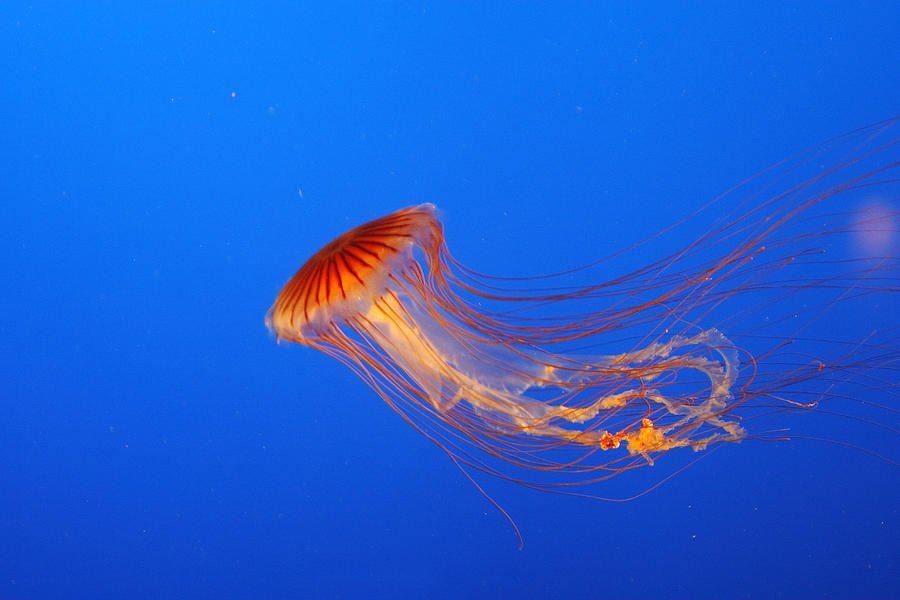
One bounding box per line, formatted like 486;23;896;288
2;3;899;599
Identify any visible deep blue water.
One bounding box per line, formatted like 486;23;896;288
2;3;899;599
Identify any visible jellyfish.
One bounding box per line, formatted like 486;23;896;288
266;118;900;535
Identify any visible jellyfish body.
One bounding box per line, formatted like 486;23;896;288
267;118;900;494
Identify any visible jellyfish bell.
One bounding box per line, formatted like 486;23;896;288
266;203;443;342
